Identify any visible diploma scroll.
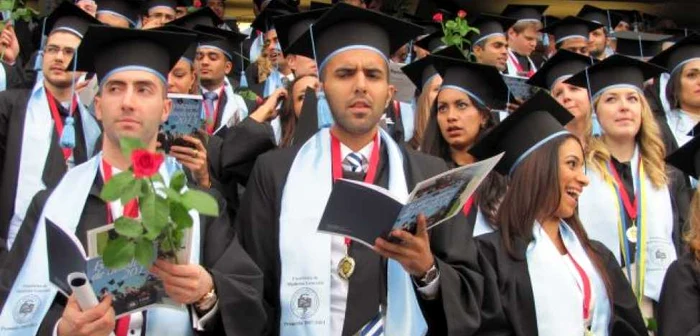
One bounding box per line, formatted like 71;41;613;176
68;272;99;311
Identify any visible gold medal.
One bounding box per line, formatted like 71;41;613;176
626;226;638;243
584;329;594;336
338;255;356;280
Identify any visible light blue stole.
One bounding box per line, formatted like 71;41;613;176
212;77;249;135
527;221;611;336
0;62;6;92
399;101;415;142
278;128;427;336
0;154;200;335
7;80;101;249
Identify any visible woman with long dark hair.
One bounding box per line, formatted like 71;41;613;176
658;130;700;335
279;74;319;147
474;92;646;335
419;56;509;236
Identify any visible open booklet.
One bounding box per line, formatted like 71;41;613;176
46;220;192;317
317;153;503;248
502;74;538;102
159;93;203;153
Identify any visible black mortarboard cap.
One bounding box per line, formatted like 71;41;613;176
193;24;247;61
541;16;602;45
433;56;511;110
565;54;665;98
400;46;464;89
665;125;700;179
310;1;331;10
250;0;299;33
168;7;223;29
577;5;622;31
469;14;516;45
649;34;700;74
155;25;219;64
403;13;442;35
612;9;642;26
273;8;326;52
612;31;671;59
70;26;196;84
527;49;594;90
414;30;446;54
285;3;423;69
542;15;560;28
292;87;319;145
95;0;142;27
469;91;573;175
501;4;548;23
45;2;103;38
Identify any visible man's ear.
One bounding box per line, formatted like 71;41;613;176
386;84;396;108
224;60;233;75
161;95;172;123
94;95;103;121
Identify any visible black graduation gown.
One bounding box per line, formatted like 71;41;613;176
0;89;95;251
0;176;266;336
475;232;648;336
658;252;700;336
384;100;406;144
236;143;484;336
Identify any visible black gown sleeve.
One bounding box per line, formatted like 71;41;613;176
218;117;276;188
591;241;647;335
658;253;700;336
667;165;693;255
197;187;267;335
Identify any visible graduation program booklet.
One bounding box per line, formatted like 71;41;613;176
46;220;188;318
159;93;203;153
502;74;538;101
317;153;503;248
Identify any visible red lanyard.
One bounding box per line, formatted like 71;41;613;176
392;100;401;119
331;131;381;248
507;51;535;78
608;160;640;221
46;89;78;160
203;87;226;135
462;196;475;216
568;254;593;321
101;158;139;222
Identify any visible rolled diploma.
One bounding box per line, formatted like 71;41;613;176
67;272;99;310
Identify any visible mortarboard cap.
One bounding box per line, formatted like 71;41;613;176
403;13;443;35
155;25;219;64
565;54;665;98
168;7;223;29
433;56;511;110
45;2;103;39
273;8;327;53
285;3;423;72
469;14;516;46
400;46;464;89
527;49;595;90
665;124;700;179
414;30;446;54
501;4;548;24
649;34;700;75
95;0;142;27
310;1;331;10
469;91;573;175
612;31;671;59
292;86;320;145
542;15;560;28
70;25;196;85
541;16;602;45
577;5;622;31
250;0;299;33
612;9;642;26
193;24;247;61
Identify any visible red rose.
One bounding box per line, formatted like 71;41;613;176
458;10;467;18
432;13;443;23
131;150;164;179
193;0;202;8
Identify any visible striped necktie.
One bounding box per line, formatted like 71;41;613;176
342;152;367;173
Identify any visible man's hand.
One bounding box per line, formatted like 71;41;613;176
169;134;211;188
373;214;435;277
141;17;164;30
150;259;214;305
57;294;115;336
250;87;287;123
0;25;20;64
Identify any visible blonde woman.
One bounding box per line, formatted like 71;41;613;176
658;132;700;336
568;55;689;321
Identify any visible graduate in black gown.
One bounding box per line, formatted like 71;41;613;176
0;3;103;255
418;56;509;237
658;129;700;336
236;3;484;335
0;25;265;336
472;92;647;335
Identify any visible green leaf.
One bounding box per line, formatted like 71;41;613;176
119;137;146;159
445;20;457;29
141;193;169;234
440;36;449;47
143;227;160;241
102;236;135;269
181;189;219;216
114;217;143;238
151;173;165;185
163;188;183;202
100;171;136;202
458;25;468;36
134;239;155;267
120;179;143;204
170;170;187;193
170;201;193;230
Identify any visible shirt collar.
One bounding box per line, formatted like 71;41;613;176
339;132;380;161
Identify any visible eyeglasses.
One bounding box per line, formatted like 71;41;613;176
44;45;76;57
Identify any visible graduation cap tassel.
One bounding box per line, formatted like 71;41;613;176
60;47;78;151
405;40;414;64
309;23;333;129
239;44;248;88
34;17;48;71
542;16;550;47
637;35;644;59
